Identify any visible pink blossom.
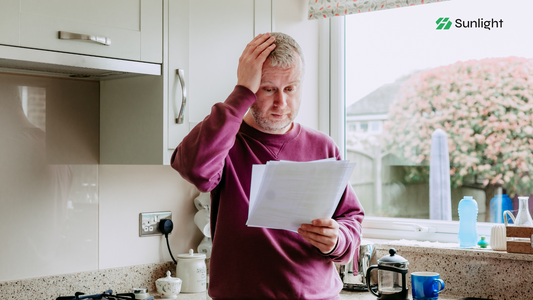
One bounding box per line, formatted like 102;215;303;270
383;57;533;195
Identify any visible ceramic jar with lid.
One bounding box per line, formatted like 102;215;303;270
176;249;207;292
155;271;182;299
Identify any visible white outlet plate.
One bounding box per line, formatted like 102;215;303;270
139;211;172;237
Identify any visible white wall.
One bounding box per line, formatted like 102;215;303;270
98;165;203;270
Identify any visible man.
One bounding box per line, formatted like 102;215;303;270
171;32;364;299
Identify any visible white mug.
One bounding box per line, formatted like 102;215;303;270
194;193;211;212
197;236;212;258
194;209;211;237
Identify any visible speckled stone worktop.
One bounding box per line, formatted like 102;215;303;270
369;239;533;300
3;239;532;300
152;290;465;300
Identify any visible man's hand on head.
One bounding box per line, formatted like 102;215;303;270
298;218;339;254
237;33;276;94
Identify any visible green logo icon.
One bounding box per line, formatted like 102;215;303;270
436;17;452;30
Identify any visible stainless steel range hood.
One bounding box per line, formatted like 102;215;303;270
0;44;161;79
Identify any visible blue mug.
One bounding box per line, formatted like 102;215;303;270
411;272;445;300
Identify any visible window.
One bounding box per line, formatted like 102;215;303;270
336;0;533;241
370;121;382;133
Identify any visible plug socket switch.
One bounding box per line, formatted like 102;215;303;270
139;211;172;237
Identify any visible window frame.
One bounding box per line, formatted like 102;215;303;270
321;16;496;243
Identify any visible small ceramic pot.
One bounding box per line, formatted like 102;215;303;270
156;271;182;299
490;224;507;251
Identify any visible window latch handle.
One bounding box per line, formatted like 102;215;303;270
393;222;437;233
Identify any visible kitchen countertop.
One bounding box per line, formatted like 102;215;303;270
151;290;465;300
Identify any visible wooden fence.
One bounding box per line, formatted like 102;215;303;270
346;148;486;220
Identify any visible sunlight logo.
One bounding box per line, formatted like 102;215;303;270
436;17;452;30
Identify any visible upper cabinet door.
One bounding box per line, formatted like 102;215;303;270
0;0;20;46
100;0;273;165
1;0;162;63
187;0;254;123
166;0;273;157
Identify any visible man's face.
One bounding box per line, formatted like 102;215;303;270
250;56;303;134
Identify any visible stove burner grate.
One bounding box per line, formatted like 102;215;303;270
55;289;149;300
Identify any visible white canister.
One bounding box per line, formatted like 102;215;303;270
490;224;507;251
176;249;207;292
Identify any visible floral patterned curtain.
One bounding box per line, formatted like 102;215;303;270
308;0;450;20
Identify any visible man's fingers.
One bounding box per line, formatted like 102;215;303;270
297;229;337;253
252;32;271;46
239;33;274;66
257;43;276;61
298;218;339;254
244;33;271;53
312;218;338;228
300;225;333;236
300;229;333;243
236;32;275;93
253;35;275;56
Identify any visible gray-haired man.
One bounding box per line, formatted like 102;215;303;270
172;32;364;299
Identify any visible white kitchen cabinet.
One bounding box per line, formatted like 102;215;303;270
100;0;273;165
168;0;273;154
0;0;162;63
0;0;20;46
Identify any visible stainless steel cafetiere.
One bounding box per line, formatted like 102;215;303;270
366;248;409;300
340;239;375;290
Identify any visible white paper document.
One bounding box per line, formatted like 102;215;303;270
247;159;355;232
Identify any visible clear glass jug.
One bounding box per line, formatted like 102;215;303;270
366;248;409;300
504;196;533;227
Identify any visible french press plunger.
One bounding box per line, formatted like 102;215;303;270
366;248;408;300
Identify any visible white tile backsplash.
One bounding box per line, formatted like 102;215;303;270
0;73;202;283
0;73;100;282
98;165;203;270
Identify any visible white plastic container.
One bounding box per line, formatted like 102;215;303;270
176;249;207;293
490;224;507;251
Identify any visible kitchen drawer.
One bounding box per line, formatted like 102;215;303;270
1;0;162;63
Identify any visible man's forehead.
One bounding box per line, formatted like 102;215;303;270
260;78;301;85
261;65;303;82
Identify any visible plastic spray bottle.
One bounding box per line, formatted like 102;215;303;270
458;196;478;247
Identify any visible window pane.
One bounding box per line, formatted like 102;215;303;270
345;0;533;223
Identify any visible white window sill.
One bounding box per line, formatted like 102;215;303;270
367;238;533;262
362;216;494;243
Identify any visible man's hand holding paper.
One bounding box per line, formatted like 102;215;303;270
298;218;340;254
246;159;355;239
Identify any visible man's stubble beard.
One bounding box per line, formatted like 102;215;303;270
250;102;295;133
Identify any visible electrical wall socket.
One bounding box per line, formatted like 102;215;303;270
139;211;172;237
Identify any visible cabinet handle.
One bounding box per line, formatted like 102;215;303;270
175;69;187;124
58;31;111;46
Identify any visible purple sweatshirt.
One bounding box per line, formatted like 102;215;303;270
171;86;364;300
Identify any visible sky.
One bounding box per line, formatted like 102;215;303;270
345;0;533;107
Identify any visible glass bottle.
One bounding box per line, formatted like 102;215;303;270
514;196;533;226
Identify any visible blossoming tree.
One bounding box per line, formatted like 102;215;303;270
384;57;533;197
